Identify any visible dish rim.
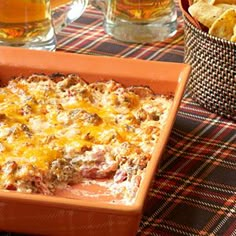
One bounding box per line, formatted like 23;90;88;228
0;46;191;215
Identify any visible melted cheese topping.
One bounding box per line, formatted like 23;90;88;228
0;74;172;199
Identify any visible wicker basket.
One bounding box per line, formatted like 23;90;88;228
183;15;236;121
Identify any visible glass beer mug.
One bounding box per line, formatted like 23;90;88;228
91;0;177;43
0;0;57;50
0;0;87;50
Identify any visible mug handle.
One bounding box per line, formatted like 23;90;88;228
90;0;107;13
52;0;88;33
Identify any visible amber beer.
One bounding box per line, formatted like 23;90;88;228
108;0;173;23
0;0;53;44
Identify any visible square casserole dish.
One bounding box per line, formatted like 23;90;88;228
0;46;190;236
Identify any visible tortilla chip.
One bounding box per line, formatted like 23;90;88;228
209;9;236;40
230;25;236;41
188;0;226;28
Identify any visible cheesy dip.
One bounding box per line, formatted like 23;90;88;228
0;74;172;203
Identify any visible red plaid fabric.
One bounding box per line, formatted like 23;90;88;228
1;2;235;236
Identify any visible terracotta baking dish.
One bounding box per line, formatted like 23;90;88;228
0;46;190;236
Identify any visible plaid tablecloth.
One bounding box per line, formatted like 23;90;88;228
1;2;236;236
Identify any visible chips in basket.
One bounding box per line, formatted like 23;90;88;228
188;0;236;41
209;9;236;40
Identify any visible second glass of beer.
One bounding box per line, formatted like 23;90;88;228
91;0;177;43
